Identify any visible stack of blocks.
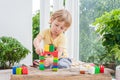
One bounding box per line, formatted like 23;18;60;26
39;44;58;71
12;66;28;75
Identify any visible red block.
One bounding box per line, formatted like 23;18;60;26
53;63;58;66
44;51;53;55
52;51;58;57
100;65;104;73
21;66;28;74
40;60;44;62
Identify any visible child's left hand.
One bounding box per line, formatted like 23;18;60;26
44;57;53;67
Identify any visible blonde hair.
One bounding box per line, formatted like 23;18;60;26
50;9;72;28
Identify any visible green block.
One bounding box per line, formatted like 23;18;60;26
39;64;45;70
16;68;22;75
49;44;55;52
39;56;45;60
52;68;58;71
95;66;100;74
53;59;58;63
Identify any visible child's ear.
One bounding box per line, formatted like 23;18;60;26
49;18;53;24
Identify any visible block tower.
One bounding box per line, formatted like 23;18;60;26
39;44;58;71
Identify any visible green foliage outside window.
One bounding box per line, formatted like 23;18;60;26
92;9;120;66
79;0;120;69
32;11;40;60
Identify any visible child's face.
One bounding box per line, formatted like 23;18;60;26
50;19;67;36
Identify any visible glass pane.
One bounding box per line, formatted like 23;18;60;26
79;0;120;69
32;0;40;60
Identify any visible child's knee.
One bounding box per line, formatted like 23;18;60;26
58;58;72;69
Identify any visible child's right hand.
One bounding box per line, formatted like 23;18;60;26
35;47;44;55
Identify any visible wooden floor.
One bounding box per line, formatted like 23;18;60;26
0;67;116;80
11;67;112;80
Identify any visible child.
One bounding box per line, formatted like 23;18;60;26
33;9;72;68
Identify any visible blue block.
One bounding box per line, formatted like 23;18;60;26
52;65;58;68
12;66;19;74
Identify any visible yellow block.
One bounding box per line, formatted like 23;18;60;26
39;62;44;64
53;57;58;60
44;45;49;51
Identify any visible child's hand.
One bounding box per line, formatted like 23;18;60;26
44;57;53;67
35;47;43;55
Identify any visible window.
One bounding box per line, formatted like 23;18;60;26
79;0;120;71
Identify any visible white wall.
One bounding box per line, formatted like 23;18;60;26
0;0;32;65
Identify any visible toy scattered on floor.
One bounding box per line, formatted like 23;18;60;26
12;66;28;75
79;63;104;74
39;44;58;71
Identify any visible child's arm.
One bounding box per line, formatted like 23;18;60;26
56;36;67;58
33;34;43;55
56;47;64;58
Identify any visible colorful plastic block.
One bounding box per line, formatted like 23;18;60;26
53;59;58;63
39;56;45;60
49;44;55;52
52;51;58;57
16;67;22;75
39;44;58;71
52;65;58;68
100;65;104;73
12;66;18;74
53;57;58;60
44;45;49;51
39;64;45;70
52;68;58;71
40;62;44;64
40;60;45;62
22;66;28;74
95;66;100;74
53;63;58;66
